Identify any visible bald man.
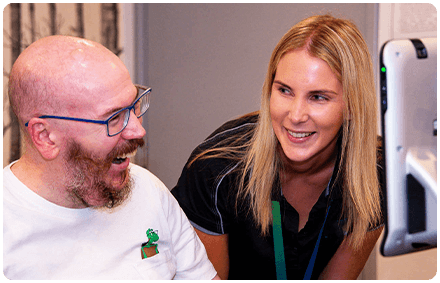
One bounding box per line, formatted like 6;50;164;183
4;35;219;280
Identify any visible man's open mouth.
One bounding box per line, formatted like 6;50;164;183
112;149;137;164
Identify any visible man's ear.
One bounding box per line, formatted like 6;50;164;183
26;118;61;160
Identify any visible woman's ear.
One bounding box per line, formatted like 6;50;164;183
26;118;61;160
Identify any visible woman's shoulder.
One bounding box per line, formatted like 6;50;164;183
202;111;259;144
192;111;259;154
183;111;259;173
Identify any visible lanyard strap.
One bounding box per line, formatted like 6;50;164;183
272;201;287;280
272;200;331;280
303;203;331;280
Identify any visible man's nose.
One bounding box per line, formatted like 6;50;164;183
121;110;146;140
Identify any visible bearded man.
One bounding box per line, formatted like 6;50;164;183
4;35;220;280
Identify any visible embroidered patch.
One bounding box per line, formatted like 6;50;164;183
141;229;159;259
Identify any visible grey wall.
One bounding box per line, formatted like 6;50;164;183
139;3;377;189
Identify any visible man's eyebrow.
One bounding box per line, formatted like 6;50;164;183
100;106;124;120
99;89;140;119
273;80;339;95
99;99;134;120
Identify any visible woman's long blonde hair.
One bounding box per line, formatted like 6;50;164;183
192;15;382;250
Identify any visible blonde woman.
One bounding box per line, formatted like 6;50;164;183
172;15;383;280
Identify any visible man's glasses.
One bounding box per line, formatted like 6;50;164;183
25;85;151;137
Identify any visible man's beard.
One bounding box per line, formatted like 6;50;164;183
64;138;144;209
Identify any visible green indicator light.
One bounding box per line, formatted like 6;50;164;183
381;67;386;73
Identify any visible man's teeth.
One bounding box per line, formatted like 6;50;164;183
288;131;314;138
115;149;137;160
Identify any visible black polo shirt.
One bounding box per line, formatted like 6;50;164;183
171;113;383;279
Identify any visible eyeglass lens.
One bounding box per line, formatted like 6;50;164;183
107;87;150;136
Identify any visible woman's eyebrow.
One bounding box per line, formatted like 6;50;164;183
273;80;291;90
274;80;339;95
308;89;339;95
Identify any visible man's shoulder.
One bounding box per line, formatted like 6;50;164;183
129;163;159;180
130;163;168;191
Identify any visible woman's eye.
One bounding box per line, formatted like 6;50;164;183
279;87;291;95
311;94;328;101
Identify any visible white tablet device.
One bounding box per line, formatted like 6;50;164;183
379;37;437;256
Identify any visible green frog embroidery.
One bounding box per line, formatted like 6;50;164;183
141;229;159;258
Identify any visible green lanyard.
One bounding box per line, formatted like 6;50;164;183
272;201;287;279
272;200;331;280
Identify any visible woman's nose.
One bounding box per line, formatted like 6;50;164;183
289;98;309;124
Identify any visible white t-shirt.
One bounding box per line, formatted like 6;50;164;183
3;163;217;280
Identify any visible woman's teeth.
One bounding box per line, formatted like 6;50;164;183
288;130;314;138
